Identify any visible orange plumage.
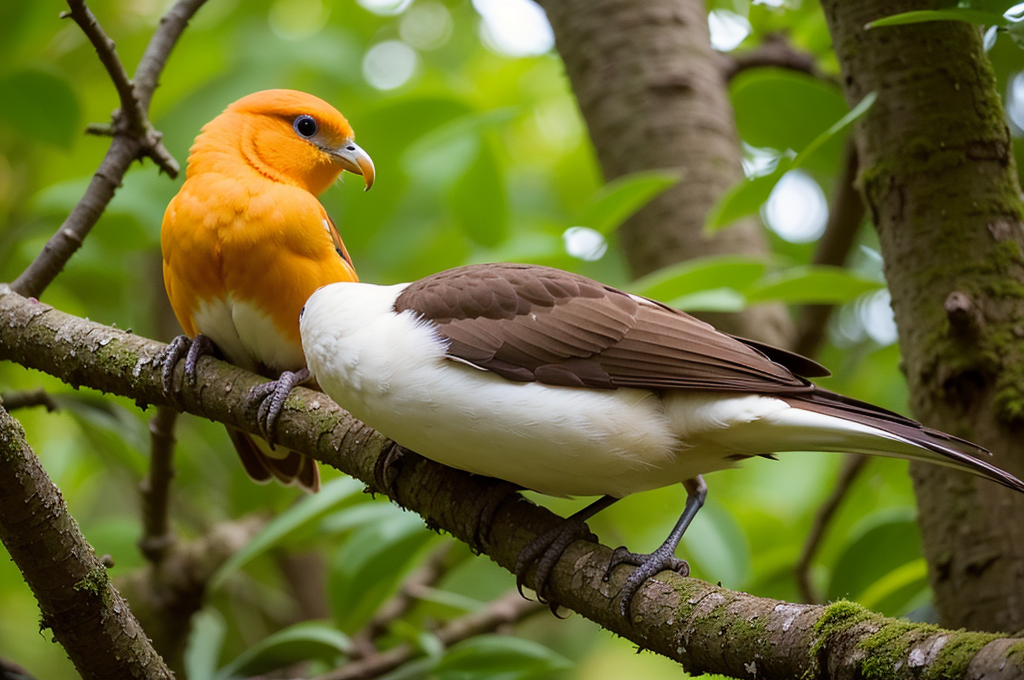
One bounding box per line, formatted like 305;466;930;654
161;90;373;491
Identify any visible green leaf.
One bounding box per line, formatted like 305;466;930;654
857;559;930;616
184;609;228;680
670;288;749;313
827;510;922;604
745;266;884;304
0;66;80;148
704;159;791;233
214;621;351;680
449;138;508;247
433;635;572;680
730;69;848;161
630;254;768;302
576;170;681;235
707;92;876;233
867;9;1008;28
328;509;438;632
210;477;365;589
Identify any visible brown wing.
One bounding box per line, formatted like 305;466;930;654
324;212;356;274
393;263;815;394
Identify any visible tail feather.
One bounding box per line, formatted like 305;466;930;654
226;426;321;493
780;389;1024;493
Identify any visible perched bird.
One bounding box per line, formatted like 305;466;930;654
161;89;374;491
298;262;1024;614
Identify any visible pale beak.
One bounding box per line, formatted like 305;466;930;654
330;142;375;191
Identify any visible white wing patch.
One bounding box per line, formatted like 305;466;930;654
193;296;304;374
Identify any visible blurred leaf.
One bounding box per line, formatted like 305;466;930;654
433;635;572;680
60;394;148;476
210;477;365;589
214;621;351;680
0;66;80;148
630;255;767;302
731;69;847;158
671;288;749;312
704;160;791;233
450;138;508;247
321;499;401;534
858;558;930;616
577;170;681;235
329;509;438;633
708;92;875;232
868;9;1007;28
185;609;228;680
745;266;884;303
827;511;922;603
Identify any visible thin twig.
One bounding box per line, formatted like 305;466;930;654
0;405;172;679
138;405;178;564
795;454;870;604
317;591;545;680
11;0;208;299
794;140;865;358
0;388;59;412
350;542;456;658
0;656;39;680
722;34;830;82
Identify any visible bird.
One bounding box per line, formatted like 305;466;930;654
297;262;1024;615
161;89;374;492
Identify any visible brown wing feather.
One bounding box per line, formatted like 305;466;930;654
394;263;813;394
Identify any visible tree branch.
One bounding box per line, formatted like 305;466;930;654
0;388;59;412
317;591;545;680
795;455;869;604
1;289;1022;678
0;404;172;680
139;406;179;564
721;34;828;82
11;0;208;299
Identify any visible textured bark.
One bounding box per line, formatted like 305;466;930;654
821;1;1024;632
3;289;1024;678
0;405;173;680
536;0;793;346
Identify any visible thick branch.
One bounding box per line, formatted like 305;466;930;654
0;404;172;680
1;291;1022;678
11;0;207;299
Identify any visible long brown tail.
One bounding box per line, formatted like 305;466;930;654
226;426;320;492
782;389;1024;494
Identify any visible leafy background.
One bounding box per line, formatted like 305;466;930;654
3;0;1024;678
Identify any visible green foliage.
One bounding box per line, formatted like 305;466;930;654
2;1;1018;678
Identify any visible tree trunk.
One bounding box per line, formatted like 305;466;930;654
536;0;793;346
822;0;1024;632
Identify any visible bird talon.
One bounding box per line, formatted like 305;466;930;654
183;334;218;389
373;442;408;496
248;368;310;447
161;335;192;404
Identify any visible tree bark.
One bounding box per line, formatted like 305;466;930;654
3;289;1024;679
536;0;793;346
821;1;1024;632
0;404;173;680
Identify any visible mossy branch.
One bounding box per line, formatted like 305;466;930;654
1;288;1021;679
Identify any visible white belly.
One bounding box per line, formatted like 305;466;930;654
193;296;304;374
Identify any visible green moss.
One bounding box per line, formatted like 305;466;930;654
73;566;109;599
858;620;935;679
1007;640;1024;668
924;630;1001;680
810;599;876;657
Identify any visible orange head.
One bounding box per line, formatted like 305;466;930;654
187;89;374;196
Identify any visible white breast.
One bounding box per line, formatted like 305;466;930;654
193;296;304;373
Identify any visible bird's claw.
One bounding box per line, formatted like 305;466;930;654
184;335;217;389
603;544;690;619
247;367;310;445
373;441;409;497
161;335;192;404
514;518;598;605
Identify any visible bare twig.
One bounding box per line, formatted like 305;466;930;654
11;0;208;299
0;388;58;412
722;34;827;82
350;542;455;658
138;406;178;564
794;140;865;358
795;454;870;604
1;290;1022;679
0;404;172;679
318;591;545;680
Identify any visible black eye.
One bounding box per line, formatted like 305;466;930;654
294;115;318;138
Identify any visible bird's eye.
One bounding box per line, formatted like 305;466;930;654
294;115;318;138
